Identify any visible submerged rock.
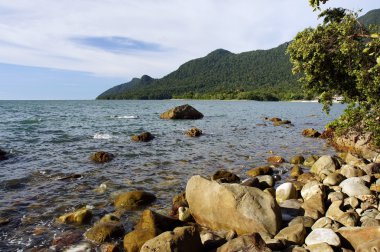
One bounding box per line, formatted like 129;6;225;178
267;155;285;164
186;175;281;236
131;132;155;142
84;220;124;244
160;104;203;120
57;207;92;225
0;149;8;161
185;127;202;137
302;128;321;138
114;191;156;210
91;151;114;163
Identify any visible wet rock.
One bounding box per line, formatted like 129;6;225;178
340;165;365;178
0;149;8;161
211;169;240;183
185;127;202;137
304;155;320;167
267;155;285;164
338;227;380;250
100;243;120;252
302;128;321;138
140;226;203;252
340;177;371;197
290;165;303;178
57;207;92;225
85;220;124;244
186;175;281;236
276;182;297;203
323;173;345;186
114;191;156;210
51;230;83;251
275;223;306;245
307;243;334;252
131;132;154;142
273;120;292;126
123;209;182;252
320;127;335;139
246;166;272;177
160;104;204;120
91;151;114;163
310;155;340;178
216;233;271;252
64;242;93;252
269;117;282;122
305;228;341;247
297;172;318;184
311;217;340;231
290;155;305;165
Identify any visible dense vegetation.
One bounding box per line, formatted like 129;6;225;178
97;43;305;101
288;3;380;146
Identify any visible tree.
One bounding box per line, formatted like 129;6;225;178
287;3;380;146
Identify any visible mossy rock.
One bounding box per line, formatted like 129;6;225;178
290;155;305;165
85;221;124;244
91;151;114;163
246;166;273;177
267;155;285;164
114;191;156;209
57;207;92;225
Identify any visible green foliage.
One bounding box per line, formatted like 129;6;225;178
287;8;380;146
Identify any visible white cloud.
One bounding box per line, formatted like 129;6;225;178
0;0;378;79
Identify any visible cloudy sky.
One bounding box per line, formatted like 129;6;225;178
0;0;378;100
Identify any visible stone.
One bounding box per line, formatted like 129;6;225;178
326;201;358;227
344;152;367;166
140;226;203;252
370;183;380;193
307;243;334;252
312;217;340;231
275;223;306;245
64;242;93;252
0;149;8;161
57;207;92;225
211;169;240;183
340;177;372;197
288;216;315;229
178;207;191;222
361;218;380;227
276;182;297;203
114;191;156;209
302;193;326;220
186;175;281;236
171;192;188;216
84;221;124;244
100;243;119;252
343;197;359;210
340;165;365;178
356;238;380;251
91;151;114;163
323;173;345;186
297;172;317;184
304;155;320;167
185;127;202;137
267;155;285;164
305;228;341;246
338;227;380;250
160;104;203;119
269;117;282;122
320;127;335;139
290;155;305;165
290;165;303;178
273;120;292;126
241;178;260;187
216;233;271;252
199;230;226;249
311;155;339;178
256;175;275;188
52;230;83;251
301;181;325;201
302;128;321;138
246;166;273;177
131;132;154;142
360;163;380;175
327;191;344;203
280;199;304;221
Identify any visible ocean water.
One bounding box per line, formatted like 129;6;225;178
0;100;345;251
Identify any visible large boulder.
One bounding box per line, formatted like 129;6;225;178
140;226;203;252
186;175;281;236
338;227;380;250
160;104;203;120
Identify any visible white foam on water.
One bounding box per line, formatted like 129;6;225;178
93;133;112;139
112;115;139;119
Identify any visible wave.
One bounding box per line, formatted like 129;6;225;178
111;115;139;119
93;133;112;139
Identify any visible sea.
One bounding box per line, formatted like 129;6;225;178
0;100;345;251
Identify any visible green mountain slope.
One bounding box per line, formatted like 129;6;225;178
97;9;380;101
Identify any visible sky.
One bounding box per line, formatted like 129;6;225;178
0;0;379;100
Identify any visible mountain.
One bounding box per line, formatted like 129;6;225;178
97;9;380;101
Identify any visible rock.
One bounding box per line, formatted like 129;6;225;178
100;243;119;252
0;217;10;226
0;149;8;161
256;175;275;188
290;155;305;165
57;207;92;225
64;242;93;252
114;191;156;209
360;163;380;175
304;155;320;167
297;172;317;184
370;183;380;193
288;216;315;229
186;175;281;236
140;226;203;252
275;223;306;245
131;132;154;142
267;155;285;164
338;227;380;250
343;197;359;210
302;194;326;220
302;128;321;138
301;181;325;201
326;201;358;227
310;155;339;178
123;210;182;252
91;151;114;163
356;238;380;251
327;191;344;203
84;221;124;244
246;166;273;177
340;165;365;178
311;217;340;231
340;177;372;197
241;177;260;187
323;173;345;186
171;192;188;216
344;153;367;166
280;199;304;221
307;243;334;252
320;127;335;140
200;230;226;250
305;228;341;246
178;207;191;222
216;233;271;252
361;218;380;227
273;120;292;126
290;165;303;178
269;117;282;122
52;230;83;251
276;182;297;203
185;127;202;137
160;104;204;120
211;169;240;183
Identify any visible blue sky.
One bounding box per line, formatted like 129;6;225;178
0;0;379;100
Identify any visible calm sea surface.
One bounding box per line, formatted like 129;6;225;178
0;100;345;251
